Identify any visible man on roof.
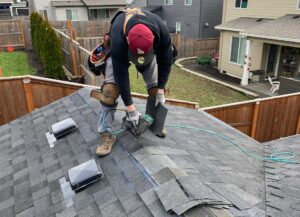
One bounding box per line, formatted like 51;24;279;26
89;8;175;156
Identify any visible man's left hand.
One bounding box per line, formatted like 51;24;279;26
155;89;165;106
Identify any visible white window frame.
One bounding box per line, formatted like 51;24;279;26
175;22;181;33
235;0;248;9
185;0;192;6
297;0;300;9
229;36;246;65
164;0;173;5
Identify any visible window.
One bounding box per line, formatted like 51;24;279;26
235;0;248;8
298;0;300;9
39;10;48;19
185;0;192;5
230;37;246;65
176;22;181;33
66;9;79;20
165;0;173;5
93;9;109;19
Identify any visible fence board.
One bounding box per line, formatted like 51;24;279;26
0;79;28;125
0;19;25;48
50;20;110;37
170;34;219;58
205;93;300;142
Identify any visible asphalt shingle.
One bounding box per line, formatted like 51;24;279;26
0;88;297;217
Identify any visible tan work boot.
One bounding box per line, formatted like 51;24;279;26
156;128;167;138
96;132;117;156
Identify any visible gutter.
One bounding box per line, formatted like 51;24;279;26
240;32;300;44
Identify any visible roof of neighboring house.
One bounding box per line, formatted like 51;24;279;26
0;87;299;217
142;5;162;13
82;0;127;7
0;0;12;3
215;17;271;32
244;14;300;43
263;135;300;217
51;0;85;7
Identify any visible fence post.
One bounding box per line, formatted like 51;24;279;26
251;102;260;138
296;114;300;134
19;19;26;48
0;68;3;77
78;47;83;76
23;78;35;112
67;20;79;77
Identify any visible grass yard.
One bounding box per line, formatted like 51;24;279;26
129;66;252;107
0;51;36;77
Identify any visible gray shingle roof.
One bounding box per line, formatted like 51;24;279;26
51;1;85;7
0;87;298;217
216;15;300;43
264;135;300;217
215;17;271;32
244;14;300;42
82;0;127;7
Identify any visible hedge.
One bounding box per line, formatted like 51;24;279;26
30;12;65;79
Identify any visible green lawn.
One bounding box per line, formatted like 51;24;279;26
0;51;36;77
129;66;252;107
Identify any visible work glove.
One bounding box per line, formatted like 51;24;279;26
126;109;141;127
155;92;166;106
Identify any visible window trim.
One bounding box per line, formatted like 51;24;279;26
164;0;173;5
175;22;181;33
234;0;248;9
229;36;245;66
184;0;192;6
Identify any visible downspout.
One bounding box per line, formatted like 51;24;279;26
198;0;203;38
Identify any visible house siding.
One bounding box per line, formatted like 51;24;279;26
218;0;300;79
222;0;300;22
55;7;88;21
200;0;223;38
130;0;147;7
218;31;264;78
28;0;56;20
148;0;222;39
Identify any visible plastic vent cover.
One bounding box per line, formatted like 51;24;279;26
68;159;103;192
52;118;78;139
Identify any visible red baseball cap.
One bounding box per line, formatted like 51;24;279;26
127;24;154;66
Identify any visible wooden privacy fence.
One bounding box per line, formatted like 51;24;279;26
53;27;103;87
0;19;28;49
50;20;110;37
204;93;300;142
0;76;81;126
0;76;198;126
171;34;219;58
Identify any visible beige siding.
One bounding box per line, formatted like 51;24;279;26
55;7;88;21
250;39;264;70
219;31;244;78
223;0;300;22
218;31;264;78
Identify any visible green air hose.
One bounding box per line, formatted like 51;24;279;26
101;111;297;164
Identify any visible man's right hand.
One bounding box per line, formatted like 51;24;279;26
126;105;141;127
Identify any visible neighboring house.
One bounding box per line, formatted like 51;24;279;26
83;0;127;21
130;0;147;7
145;0;223;39
0;0;28;18
28;0;127;21
216;0;300;85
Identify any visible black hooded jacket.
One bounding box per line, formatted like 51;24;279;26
110;9;173;106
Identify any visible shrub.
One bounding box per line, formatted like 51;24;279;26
30;13;64;79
